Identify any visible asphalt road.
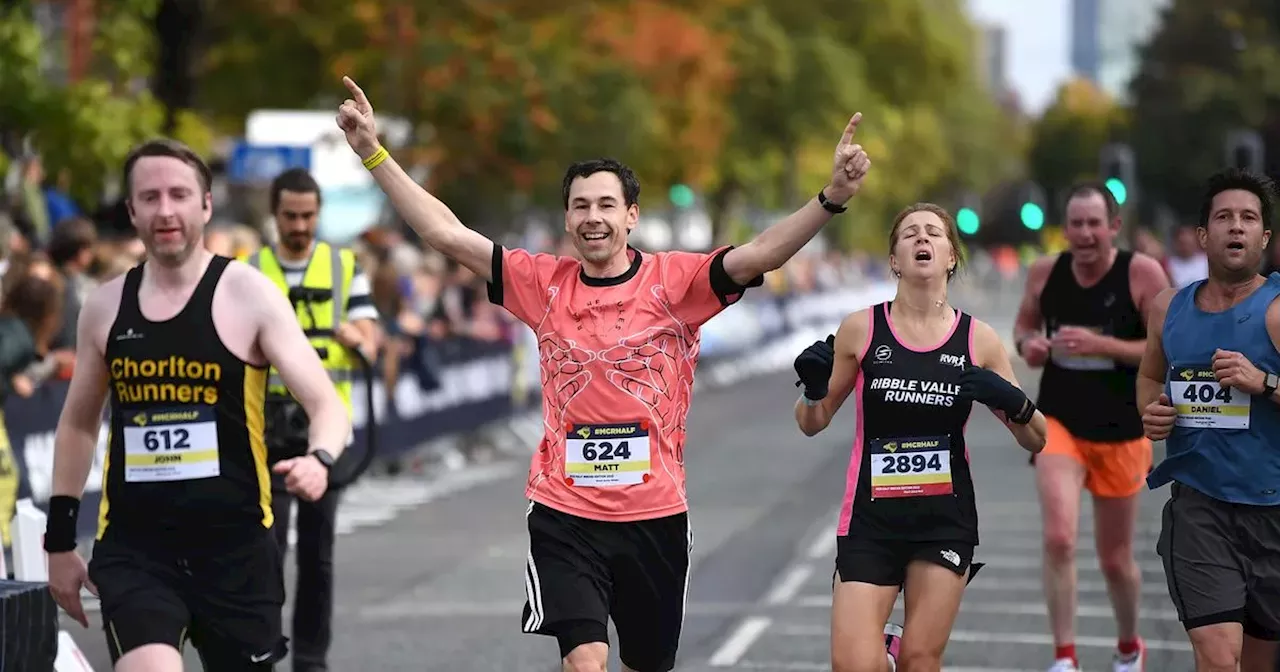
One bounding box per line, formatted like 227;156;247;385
60;360;1191;671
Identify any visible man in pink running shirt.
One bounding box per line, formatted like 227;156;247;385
336;75;871;672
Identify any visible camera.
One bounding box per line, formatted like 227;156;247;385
265;286;336;460
265;393;311;460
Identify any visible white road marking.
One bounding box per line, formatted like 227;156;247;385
806;530;838;560
707;616;773;667
764;565;815;605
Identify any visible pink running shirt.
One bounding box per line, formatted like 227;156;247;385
488;243;761;522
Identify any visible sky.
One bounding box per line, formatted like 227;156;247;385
967;0;1072;115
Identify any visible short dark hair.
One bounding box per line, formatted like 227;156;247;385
561;158;641;209
1064;180;1119;219
269;168;322;212
1198;167;1277;230
47;217;98;267
1;271;62;336
122;138;212;198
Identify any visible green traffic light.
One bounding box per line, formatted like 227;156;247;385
956;208;980;235
1104;178;1127;206
1020;202;1045;231
669;184;695;208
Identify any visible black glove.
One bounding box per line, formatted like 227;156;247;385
958;366;1034;424
794;334;836;400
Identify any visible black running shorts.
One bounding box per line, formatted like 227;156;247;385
521;501;692;672
1157;482;1280;640
87;532;288;669
835;535;976;587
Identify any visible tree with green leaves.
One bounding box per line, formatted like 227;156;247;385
0;0;212;209
704;0;1021;251
1129;0;1280;219
1027;77;1127;221
190;0;1014;248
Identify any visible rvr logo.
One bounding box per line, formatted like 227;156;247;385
940;353;966;368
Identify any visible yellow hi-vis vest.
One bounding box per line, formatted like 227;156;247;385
243;242;357;415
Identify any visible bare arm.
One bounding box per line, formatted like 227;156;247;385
248;272;352;458
1093;253;1173;366
723;114;868;286
1257;297;1280;407
363;157;494;281
335;79;492;280
1013;256;1055;354
50;286;113;498
1136;288;1175;411
723;195;844;286
796;310;868;437
972;320;1046;453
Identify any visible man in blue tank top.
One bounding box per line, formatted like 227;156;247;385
1138;167;1280;672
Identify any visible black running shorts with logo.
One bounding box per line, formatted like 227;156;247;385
521;501;692;672
835;535;976;587
87;531;288;669
1157;482;1280;640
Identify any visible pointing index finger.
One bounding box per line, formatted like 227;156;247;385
343;76;370;110
839;112;863;146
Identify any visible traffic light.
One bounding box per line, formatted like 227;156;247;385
956;207;980;235
1225;129;1264;173
1104;178;1127;207
955;191;981;235
1099;143;1136;207
668;184;695;209
1020;203;1045;230
1019;182;1047;231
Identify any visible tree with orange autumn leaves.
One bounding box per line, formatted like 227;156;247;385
49;0;1021;248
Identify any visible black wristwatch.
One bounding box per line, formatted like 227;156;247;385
1264;372;1280;398
309;449;336;470
818;189;848;214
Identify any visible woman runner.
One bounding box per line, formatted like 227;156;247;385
793;202;1048;672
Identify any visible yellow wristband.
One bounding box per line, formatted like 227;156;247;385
362;146;389;171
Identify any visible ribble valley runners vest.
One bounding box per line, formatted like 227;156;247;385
840;302;978;544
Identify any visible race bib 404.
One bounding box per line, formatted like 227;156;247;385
122;406;221;483
563;421;651;487
869;435;953;499
1169;366;1250;430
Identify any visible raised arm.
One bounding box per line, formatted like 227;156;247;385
971;319;1046;453
723;114;869;285
795;310;869;437
336;77;493;280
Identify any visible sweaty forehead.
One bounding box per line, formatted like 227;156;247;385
569;172;625;202
1212;189;1262;215
131;156;202;194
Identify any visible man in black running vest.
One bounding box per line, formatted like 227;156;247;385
1013;182;1170;672
42;139;351;672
